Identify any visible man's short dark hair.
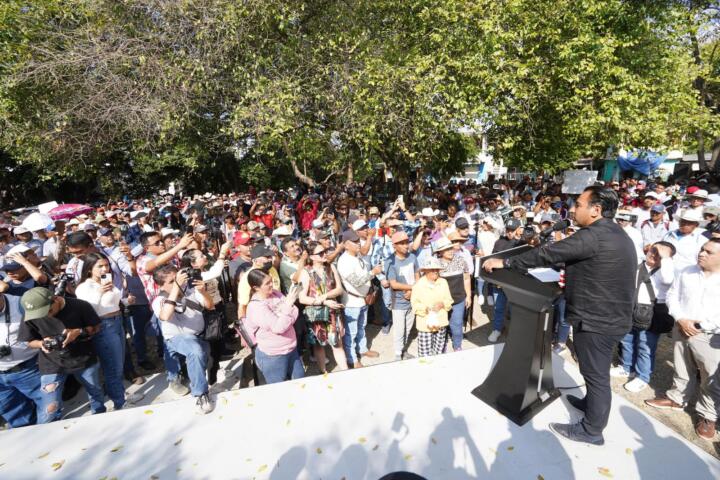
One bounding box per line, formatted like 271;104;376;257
280;237;295;254
583;186;619;219
66;231;93;248
152;263;178;286
654;240;676;257
140;231;161;248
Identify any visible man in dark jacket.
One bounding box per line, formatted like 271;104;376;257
484;186;636;445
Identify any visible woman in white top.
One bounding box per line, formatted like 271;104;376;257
75;253;129;410
615;242;676;393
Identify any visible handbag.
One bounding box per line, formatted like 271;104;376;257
632;264;657;331
201;308;225;342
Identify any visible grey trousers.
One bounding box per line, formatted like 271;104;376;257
391;309;415;356
666;326;720;422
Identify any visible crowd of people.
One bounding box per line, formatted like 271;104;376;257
0;175;719;442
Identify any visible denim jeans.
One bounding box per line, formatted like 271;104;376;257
40;362;106;423
92;316;126;409
619;329;660;383
0;357;44;427
343;306;369;365
553;296;570;344
127;304;154;363
448;301;465;351
492;287;508;331
380;286;392;327
255;348;305;384
164;334;209;397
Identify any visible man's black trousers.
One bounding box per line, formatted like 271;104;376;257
573;330;625;436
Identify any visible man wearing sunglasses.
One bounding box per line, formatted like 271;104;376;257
136;231;194;303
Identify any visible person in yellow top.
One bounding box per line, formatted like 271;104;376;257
237;245;281;321
411;257;454;357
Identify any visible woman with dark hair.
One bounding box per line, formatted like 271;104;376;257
75;252;128;410
244;269;304;384
298;241;347;373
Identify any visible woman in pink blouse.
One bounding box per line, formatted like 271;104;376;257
245;269;305;384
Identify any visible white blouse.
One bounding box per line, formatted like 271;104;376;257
75;279;122;317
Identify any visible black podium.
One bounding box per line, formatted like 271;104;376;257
472;245;563;426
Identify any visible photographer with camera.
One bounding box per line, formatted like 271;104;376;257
151;265;214;413
0;293;44;428
18;287;106;423
179;243;231;385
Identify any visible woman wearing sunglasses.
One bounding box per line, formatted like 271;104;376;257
298;241;347;373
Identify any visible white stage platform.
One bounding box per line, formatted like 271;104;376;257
0;345;718;479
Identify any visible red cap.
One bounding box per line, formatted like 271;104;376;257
686;186;700;195
233;231;251;246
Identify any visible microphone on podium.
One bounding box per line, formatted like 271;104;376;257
539;219;570;239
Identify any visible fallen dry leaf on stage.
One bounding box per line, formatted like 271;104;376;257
174;438;183;446
247;402;254;407
245;458;252;462
257;464;268;473
63;426;70;430
404;454;412;461
150;475;160;479
51;460;64;471
288;403;295;408
143;410;153;415
316;448;323;454
38;452;50;459
537;475;545;480
110;445;123;453
176;467;182;473
286;419;291;426
323;373;329;379
489;448;497;455
372;445;379;451
507;446;514;451
222;397;228;406
218;416;224;420
598;467;613;478
431;437;437;445
299;383;306;389
625;448;632;455
358;437;367;444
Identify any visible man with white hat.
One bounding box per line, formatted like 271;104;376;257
663;209;708;272
631;191;660;228
0;245;51;296
672;189;711;230
11;226;43;257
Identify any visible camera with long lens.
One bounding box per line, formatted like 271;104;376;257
53;273;72;297
181;267;203;283
0;345;12;358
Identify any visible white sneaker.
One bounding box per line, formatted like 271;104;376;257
624;377;648;393
126;392;144;404
609;366;631;378
487;330;502;343
196;393;214;414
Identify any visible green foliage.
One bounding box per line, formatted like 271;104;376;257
0;0;717;203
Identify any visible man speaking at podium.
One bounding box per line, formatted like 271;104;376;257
484;186;636;446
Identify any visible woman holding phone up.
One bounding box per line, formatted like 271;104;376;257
75;252;131;410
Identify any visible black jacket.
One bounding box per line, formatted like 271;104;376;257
506;218;637;335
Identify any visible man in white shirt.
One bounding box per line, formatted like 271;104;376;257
631;191;658;228
645;238;720;440
151;264;214;413
639;204;669;249
662;209;708;272
337;229;382;368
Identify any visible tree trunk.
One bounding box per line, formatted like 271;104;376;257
697;130;707;172
712;136;720;174
283;137;316;187
346;162;354;185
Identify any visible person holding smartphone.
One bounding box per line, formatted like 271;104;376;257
75;253;136;411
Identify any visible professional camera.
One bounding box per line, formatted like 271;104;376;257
181;267;203;283
0;345;12;358
43;333;67;352
53;273;71;297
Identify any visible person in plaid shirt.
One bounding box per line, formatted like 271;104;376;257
136;231;193;303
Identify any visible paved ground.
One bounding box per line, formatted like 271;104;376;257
27;297;720;459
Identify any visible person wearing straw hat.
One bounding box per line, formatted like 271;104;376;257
433;236;471;352
662;209;708;272
411;257;453;357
